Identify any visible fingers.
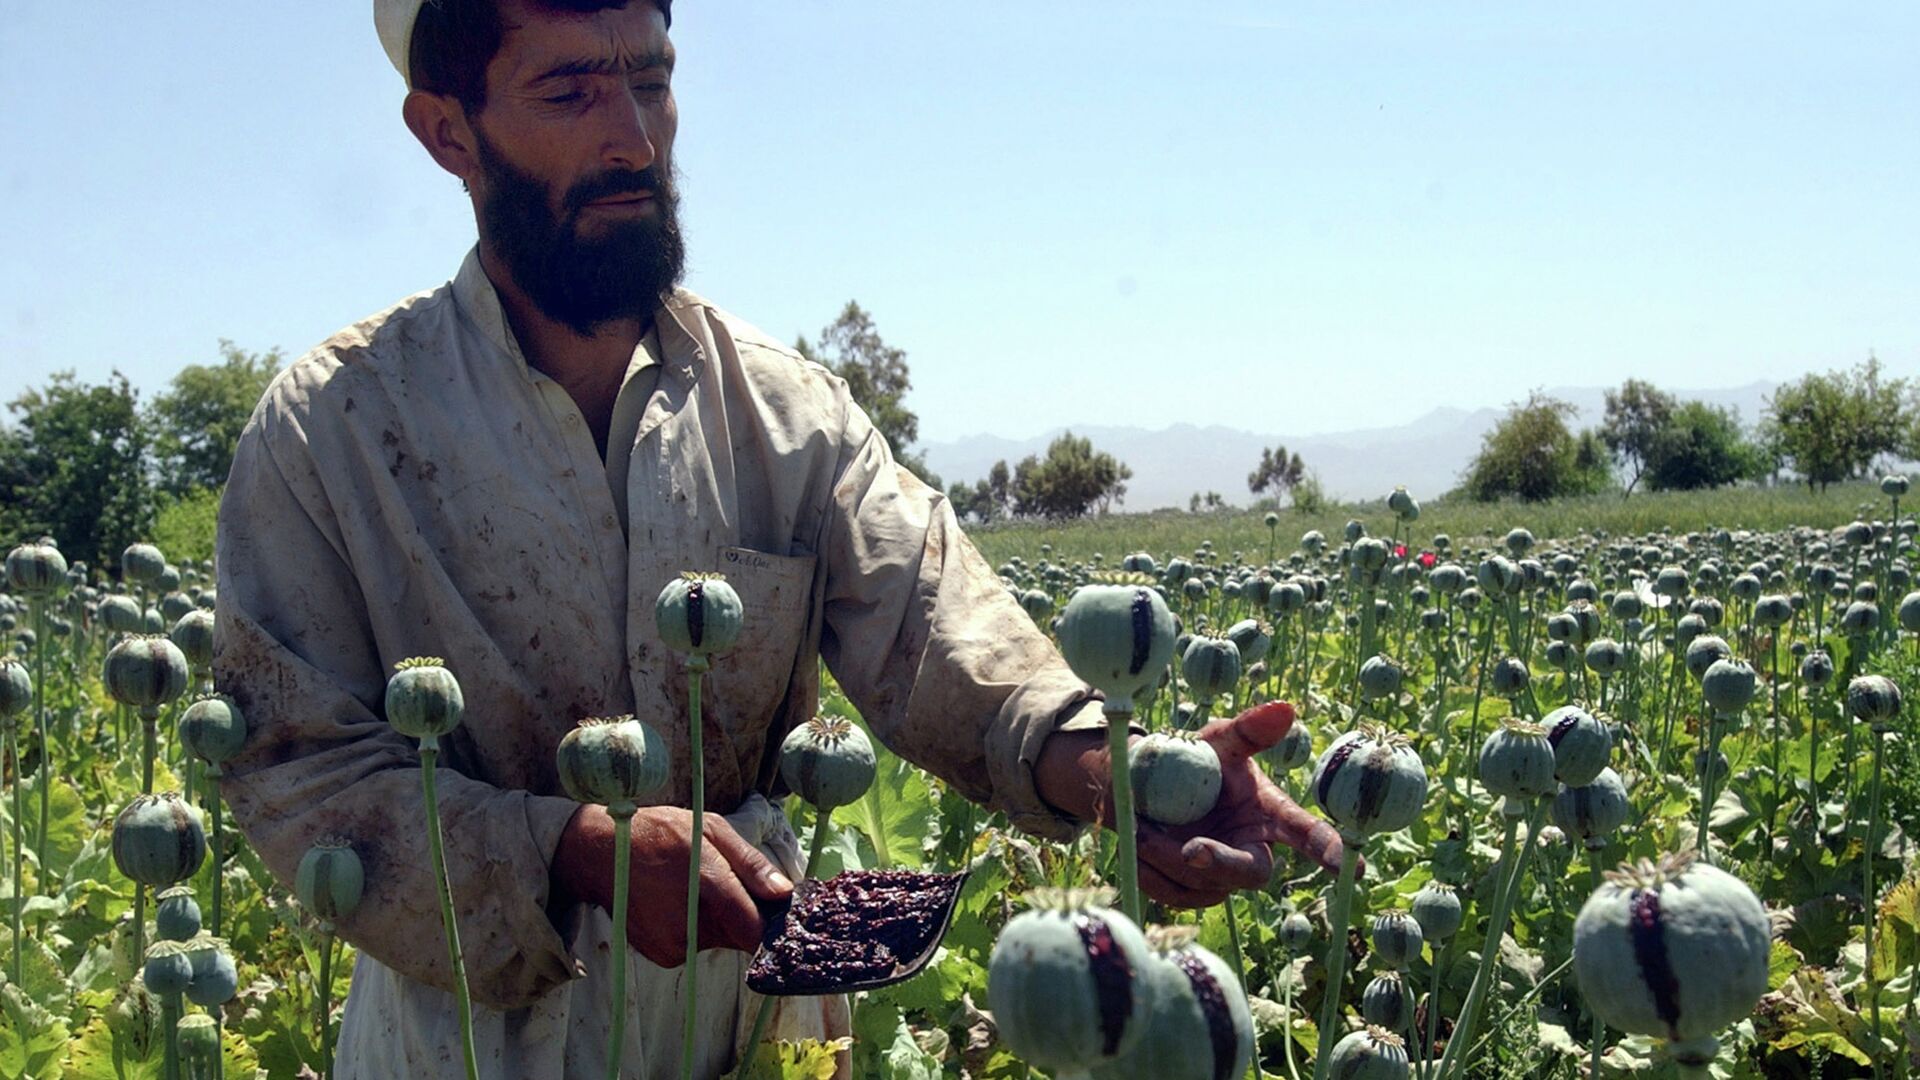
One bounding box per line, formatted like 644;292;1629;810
1203;699;1295;764
695;860;765;953
702;813;795;902
1136;822;1270;893
1265;795;1349;874
1139;859;1230;909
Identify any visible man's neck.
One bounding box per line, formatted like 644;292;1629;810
478;243;648;456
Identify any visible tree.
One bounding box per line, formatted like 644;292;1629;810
989;432;1131;519
1600;378;1676;495
1247;445;1306;498
1462;391;1611;502
1644;401;1764;492
1762;356;1911;492
796;301;939;487
1188;491;1227;513
0;371;153;570
947;460;1012;524
149;339;283;495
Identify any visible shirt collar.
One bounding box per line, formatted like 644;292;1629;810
450;245;701;385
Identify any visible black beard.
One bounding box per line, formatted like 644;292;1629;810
473;127;687;336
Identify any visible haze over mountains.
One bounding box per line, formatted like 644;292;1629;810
920;382;1778;511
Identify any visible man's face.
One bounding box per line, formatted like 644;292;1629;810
466;1;683;335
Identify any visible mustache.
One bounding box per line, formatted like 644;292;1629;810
564;165;673;215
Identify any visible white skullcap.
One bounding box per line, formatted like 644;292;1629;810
374;0;672;88
374;0;426;85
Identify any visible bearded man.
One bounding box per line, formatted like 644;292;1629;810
213;2;1346;1076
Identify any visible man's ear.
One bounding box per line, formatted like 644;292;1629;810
402;91;480;185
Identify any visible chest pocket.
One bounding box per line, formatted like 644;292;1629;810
702;546;817;726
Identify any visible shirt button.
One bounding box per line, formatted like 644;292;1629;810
602;513;617;529
563;413;579;426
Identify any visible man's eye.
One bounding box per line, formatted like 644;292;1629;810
544;91;584;105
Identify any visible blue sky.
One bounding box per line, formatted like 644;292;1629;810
2;3;1915;448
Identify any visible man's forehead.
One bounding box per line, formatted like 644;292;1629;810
493;0;672;81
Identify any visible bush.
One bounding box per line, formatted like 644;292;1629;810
1645;401;1766;491
1462;392;1611;502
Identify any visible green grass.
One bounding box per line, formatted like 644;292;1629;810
967;480;1900;566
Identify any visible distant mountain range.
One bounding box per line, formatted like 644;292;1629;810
919;382;1779;511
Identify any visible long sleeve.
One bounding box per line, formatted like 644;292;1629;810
214;400;583;1011
815;396;1104;843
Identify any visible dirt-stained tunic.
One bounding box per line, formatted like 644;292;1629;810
214;249;1101;1077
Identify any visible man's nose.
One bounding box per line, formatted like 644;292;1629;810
599;94;659;173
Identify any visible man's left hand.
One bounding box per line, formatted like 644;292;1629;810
1032;700;1347;909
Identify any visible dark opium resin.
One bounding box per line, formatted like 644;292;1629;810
747;869;966;995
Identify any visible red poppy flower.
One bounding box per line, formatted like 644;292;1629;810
1417;551;1437;569
1393;544;1408;559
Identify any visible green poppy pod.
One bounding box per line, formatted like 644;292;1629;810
1688;596;1724;627
1280;911;1315;953
1267;581;1307;617
1700;659;1757;717
1489;656;1530;697
1899;592;1920;633
1503;527;1535;556
5;538;67;595
1752;594;1792;629
1090;927;1254;1080
778;715;877;812
1361;972;1414;1029
1543;705;1611;786
1325;1027;1410;1080
1566;578;1598;603
1357;654;1405;702
1478;720;1557;804
1654;567;1689;600
557;715;670;814
1839;600;1880;636
295;837;366;928
1311;724;1427;840
1259;720;1313;773
1681;635;1730;683
1387;487;1417;518
1545;611;1578;644
155;885;202;942
1544;640;1575;671
1475;556;1516;594
1344;520;1367;544
1164;559;1194;587
178;694;247;772
1180;636;1241;704
1352;537;1391;574
1182;578;1208;602
1420;608;1450;634
1121;552;1158;575
155;565;180;593
154;883;201;941
142;940;194;996
1845;674;1903;733
1566;601;1602;643
1456;587;1483;612
184;937;239;1007
168;609;215;670
1693;748;1729;787
1552;768;1631;848
1610;591;1643;621
103;634;190;712
98;594;143;634
1370;911;1424;970
1058;577;1178;711
1020;589;1055;622
159;592;194;623
1729;574;1762;604
1410;882;1463;941
112;793;206;887
1844;520;1875;547
654;572;745;659
383;657;464;746
1223;619;1271;665
1583;639;1627;679
987;888;1157;1071
1884;474;1912;497
1673;614;1707;652
0;659;30;723
177;1013;221;1069
1300;530;1327;556
122;543;167;587
1572;853;1770;1066
1129;732;1223;826
1429;563;1466;594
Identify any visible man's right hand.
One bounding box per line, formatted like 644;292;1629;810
551;804;795;968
